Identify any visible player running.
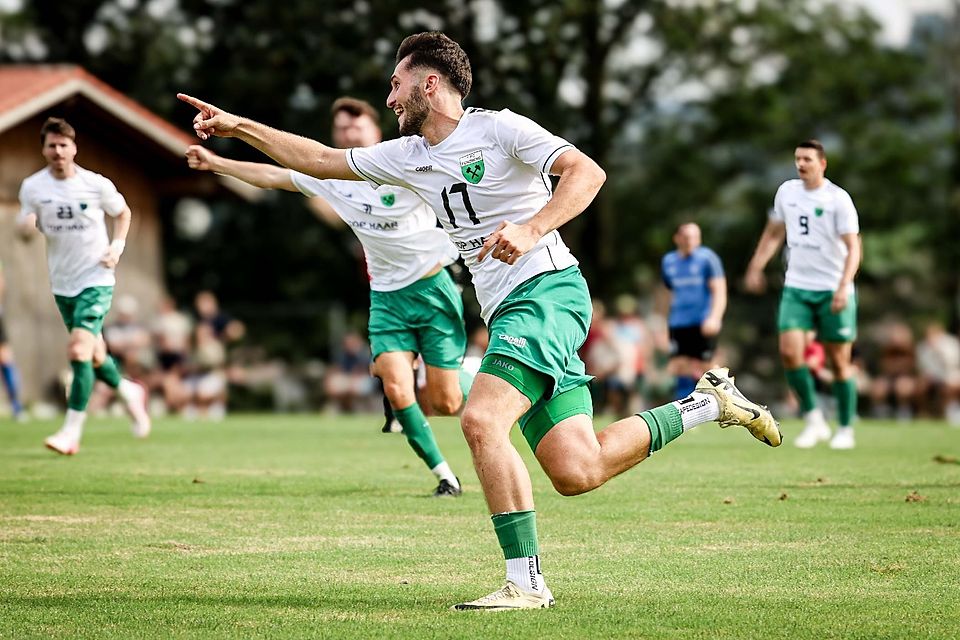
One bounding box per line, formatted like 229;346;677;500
178;31;780;611
746;139;861;449
17;117;151;455
185;97;470;497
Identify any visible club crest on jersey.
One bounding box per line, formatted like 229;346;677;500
814;207;823;217
459;150;485;184
79;202;88;211
380;193;395;207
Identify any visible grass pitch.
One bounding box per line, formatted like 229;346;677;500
1;414;958;639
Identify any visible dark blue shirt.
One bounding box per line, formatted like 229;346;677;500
661;247;724;328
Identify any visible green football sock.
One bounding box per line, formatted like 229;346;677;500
833;378;857;427
394;403;445;469
638;404;683;454
492;510;539;559
94;355;122;389
785;366;818;413
68;360;95;411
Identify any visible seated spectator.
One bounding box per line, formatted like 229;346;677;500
581;299;619;414
152;295;193;414
324;331;374;413
869;321;918;421
184;323;228;421
916;322;960;424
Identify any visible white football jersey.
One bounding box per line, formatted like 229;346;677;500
771;179;860;291
290;173;457;291
346;107;579;322
18;166;126;297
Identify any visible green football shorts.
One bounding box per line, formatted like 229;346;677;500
54;286;114;336
368;268;467;369
480;266;594;451
778;286;857;343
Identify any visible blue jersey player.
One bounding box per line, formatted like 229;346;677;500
661;223;727;398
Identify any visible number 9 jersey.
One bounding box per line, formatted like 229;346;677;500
346;108;580;323
771;178;859;292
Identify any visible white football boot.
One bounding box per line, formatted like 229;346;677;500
452;581;555;611
695;367;782;447
828;427;855;450
794;414;832;449
120;379;152;438
44;430;80;456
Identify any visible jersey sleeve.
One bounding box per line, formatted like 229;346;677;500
16;180;36;223
769;184;786;222
289;170;332;198
493;109;576;173
703;248;725;278
834;189;859;235
660;255;673;289
98;174;127;216
344;138;413;189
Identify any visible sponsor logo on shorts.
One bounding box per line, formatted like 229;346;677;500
492;358;515;371
837;327;852;337
497;333;527;348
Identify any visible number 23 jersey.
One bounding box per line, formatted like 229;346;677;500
771;178;859;292
18;166;126;297
346;107;580;323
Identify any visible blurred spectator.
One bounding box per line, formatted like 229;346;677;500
324;331;375;413
581;299;619;413
195;290;245;343
606;294;654;415
184;323;228;420
869;321;917;421
916;322;960;424
104;295;153;378
152;295;193;414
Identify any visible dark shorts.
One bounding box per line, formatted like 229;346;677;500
668;325;716;361
0;315;7;344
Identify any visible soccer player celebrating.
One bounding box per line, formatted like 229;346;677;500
185;97;468;497
17;117;151;455
178;31;781;610
661;222;727;399
746;140;861;449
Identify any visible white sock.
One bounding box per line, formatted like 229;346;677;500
506;556;545;594
117;378;139;402
804;408;826;425
671;392;720;431
62;409;87;440
836;424;853;432
430;461;459;488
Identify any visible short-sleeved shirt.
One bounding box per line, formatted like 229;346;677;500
289;173;457;292
661;247;724;328
346;107;579;323
18;166;126;297
770;178;859;291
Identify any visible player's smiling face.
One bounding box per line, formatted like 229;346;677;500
387;59;430;136
42;133;77;176
795;147;826;185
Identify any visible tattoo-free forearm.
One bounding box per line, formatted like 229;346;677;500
233;119;356;181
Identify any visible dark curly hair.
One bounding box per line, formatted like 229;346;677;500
395;32;472;99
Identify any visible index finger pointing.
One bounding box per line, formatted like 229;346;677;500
177;93;213;111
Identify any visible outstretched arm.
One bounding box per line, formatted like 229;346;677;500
744;220;786;293
186;145;297;191
478;149;605;264
177;94;360;182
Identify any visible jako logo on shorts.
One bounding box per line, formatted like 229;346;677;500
497;334;527;348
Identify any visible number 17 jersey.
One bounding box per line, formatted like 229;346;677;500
346;107;579;323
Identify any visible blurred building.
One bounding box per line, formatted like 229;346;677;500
0;65;255;403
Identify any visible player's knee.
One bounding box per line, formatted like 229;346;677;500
381;378;414;409
460;405;498;451
67;341;90;362
549;466;603;496
428;390;462;416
